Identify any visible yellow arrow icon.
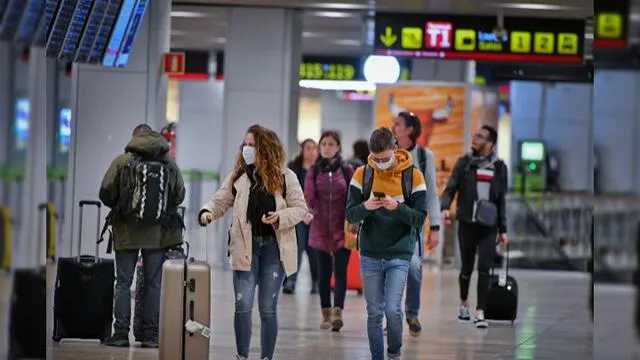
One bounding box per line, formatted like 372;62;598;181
380;27;397;47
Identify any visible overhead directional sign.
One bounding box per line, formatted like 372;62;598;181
374;12;585;64
594;0;629;49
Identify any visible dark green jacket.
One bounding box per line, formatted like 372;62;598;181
99;131;185;251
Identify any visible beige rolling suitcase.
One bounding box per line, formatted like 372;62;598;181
159;232;211;360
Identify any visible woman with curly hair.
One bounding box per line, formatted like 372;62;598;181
198;124;308;360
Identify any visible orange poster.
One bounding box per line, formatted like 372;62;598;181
374;84;468;193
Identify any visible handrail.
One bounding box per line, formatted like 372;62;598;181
506;196;583;271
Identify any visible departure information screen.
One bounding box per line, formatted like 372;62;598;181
0;0;28;41
102;0;136;67
46;0;77;58
114;0;148;67
15;0;45;44
59;0;93;60
374;12;585;63
86;0;123;64
75;0;109;62
0;1;8;24
33;0;58;46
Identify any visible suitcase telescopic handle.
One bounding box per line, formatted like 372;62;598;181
38;203;49;264
79;200;102;208
77;200;102;262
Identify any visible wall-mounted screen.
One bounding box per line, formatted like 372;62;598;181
102;0;137;67
14;0;45;44
32;0;58;46
520;141;545;161
59;107;72;154
87;0;123;64
14;98;29;151
74;0;109;62
0;1;9;24
45;0;76;58
0;0;28;41
114;0;148;67
58;0;93;61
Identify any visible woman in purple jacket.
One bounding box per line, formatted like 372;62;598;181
304;130;354;332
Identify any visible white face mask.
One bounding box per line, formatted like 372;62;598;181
242;145;256;165
376;158;394;171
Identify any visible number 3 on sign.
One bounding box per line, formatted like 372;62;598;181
557;33;578;55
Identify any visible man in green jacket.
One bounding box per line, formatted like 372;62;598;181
99;124;185;348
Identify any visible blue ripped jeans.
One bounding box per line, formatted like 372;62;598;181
233;237;285;360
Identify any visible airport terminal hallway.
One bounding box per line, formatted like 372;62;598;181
2;267;593;360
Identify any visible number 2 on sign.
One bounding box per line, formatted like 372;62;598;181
534;32;554;54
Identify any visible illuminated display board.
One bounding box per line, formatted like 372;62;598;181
374;12;585;64
299;56;411;81
86;0;123;64
15;0;45;44
46;0;77;58
594;0;629;49
32;0;58;47
0;1;8;24
74;0;109;62
102;0;136;67
114;0;149;67
59;0;94;61
0;0;28;41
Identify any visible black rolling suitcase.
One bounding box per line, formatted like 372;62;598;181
484;244;518;323
52;200;115;343
8;204;48;359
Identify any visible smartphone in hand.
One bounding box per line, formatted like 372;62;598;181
373;191;386;199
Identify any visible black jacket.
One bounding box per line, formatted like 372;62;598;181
440;154;508;234
288;159;308;191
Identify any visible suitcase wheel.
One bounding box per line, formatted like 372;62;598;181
52;335;61;343
357;290;363;296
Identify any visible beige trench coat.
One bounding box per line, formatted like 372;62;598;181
201;168;307;276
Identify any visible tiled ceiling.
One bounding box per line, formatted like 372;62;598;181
170;0;595;55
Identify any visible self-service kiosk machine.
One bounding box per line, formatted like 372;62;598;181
513;140;547;196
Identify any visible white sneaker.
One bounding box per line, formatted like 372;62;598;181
458;305;471;322
474;311;488;329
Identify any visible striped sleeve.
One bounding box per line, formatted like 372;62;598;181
409;168;428;214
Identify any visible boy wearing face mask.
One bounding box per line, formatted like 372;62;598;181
345;128;427;360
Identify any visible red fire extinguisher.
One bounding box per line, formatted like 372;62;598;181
161;122;177;159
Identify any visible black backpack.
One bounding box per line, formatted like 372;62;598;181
122;155;172;224
361;164;414;203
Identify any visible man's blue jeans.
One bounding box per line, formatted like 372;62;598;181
114;249;165;339
233;237;285;360
361;255;411;360
405;228;424;319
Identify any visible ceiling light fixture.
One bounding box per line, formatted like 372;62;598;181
485;3;579;11
308;11;356;18
308;2;373;10
171;11;210;18
299;80;377;91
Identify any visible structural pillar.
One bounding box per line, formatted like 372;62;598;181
62;0;171;258
13;48;52;269
221;7;302;175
